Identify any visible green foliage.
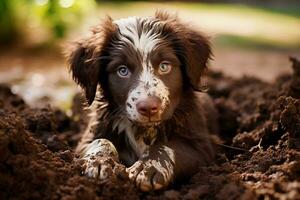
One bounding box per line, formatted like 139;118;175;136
0;0;25;44
0;0;94;45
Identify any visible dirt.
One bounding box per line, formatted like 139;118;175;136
1;57;300;200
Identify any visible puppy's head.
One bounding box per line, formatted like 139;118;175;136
67;12;211;126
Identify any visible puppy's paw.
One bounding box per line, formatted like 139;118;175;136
82;156;117;180
79;139;120;180
126;146;175;192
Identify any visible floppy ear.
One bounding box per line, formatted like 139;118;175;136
155;11;212;90
66;17;115;105
183;30;211;90
67;42;99;105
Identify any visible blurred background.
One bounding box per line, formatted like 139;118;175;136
0;0;299;111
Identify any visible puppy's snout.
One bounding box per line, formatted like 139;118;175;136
136;96;161;117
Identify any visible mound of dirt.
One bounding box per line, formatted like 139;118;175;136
1;57;300;200
0;85;139;200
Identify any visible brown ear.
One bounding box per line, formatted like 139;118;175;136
183;30;211;90
155;11;212;90
67;42;100;105
66;17;115;105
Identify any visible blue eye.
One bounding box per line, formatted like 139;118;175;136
117;65;130;77
159;61;172;74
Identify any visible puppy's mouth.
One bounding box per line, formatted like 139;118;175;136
127;117;162;127
137;121;161;127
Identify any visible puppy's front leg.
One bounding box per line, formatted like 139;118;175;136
126;145;175;191
127;138;214;191
79;139;120;180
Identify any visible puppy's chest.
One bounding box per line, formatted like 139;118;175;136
111;119;161;165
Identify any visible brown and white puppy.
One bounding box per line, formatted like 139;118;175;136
67;11;218;191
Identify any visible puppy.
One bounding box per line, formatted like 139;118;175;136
67;11;218;191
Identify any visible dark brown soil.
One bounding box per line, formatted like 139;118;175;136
1;57;300;200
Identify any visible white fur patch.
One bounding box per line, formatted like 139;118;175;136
114;16;170;123
126;65;170;122
162;145;175;163
114;17;162;55
112;117;149;160
126;129;149;159
154;145;175;182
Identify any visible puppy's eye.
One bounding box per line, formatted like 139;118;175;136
117;65;130;78
158;61;172;75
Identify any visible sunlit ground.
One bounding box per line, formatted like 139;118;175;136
0;1;299;110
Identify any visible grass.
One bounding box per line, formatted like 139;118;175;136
214;34;300;51
91;2;300;51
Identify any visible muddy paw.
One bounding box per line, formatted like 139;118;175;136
126;158;174;191
79;139;120;180
82;156;117;180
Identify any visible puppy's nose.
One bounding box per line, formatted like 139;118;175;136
136;96;161;117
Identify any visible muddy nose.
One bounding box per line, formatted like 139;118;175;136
136;96;161;117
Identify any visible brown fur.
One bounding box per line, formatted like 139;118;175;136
67;12;218;191
67;16;116;105
154;11;212;90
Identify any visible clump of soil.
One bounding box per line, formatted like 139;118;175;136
1;57;300;200
0;85;139;200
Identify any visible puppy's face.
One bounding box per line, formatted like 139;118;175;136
67;12;211;126
107;17;183;125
